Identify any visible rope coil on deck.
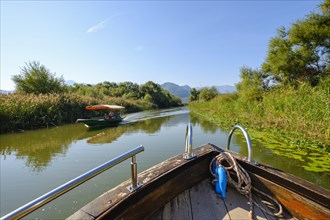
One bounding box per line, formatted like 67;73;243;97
210;151;283;219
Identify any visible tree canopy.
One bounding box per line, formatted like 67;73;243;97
12;61;65;94
262;0;330;86
189;88;200;102
188;87;218;102
67;80;182;108
236;67;265;102
199;87;218;101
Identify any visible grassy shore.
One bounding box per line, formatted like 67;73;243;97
0;93;154;133
189;85;329;172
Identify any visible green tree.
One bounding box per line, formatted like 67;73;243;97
189;88;200;102
262;0;330;86
236;67;265;102
12;61;65;94
140;81;182;108
119;82;141;99
199;87;218;101
320;0;330;14
140;81;165;107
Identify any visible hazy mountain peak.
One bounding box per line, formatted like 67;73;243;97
161;82;236;103
161;82;191;103
65;80;77;86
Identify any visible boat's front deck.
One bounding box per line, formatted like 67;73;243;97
150;179;294;220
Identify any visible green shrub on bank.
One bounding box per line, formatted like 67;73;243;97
0;93;153;133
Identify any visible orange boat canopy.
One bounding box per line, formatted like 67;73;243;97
85;105;125;111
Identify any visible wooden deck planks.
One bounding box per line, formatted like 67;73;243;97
151;179;288;220
162;190;193;220
189;179;229;220
224;186;267;220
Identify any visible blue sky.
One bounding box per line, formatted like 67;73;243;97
0;0;322;90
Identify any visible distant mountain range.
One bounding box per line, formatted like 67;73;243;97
161;82;191;103
160;82;235;103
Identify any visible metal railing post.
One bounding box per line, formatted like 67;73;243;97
183;123;196;160
127;155;141;192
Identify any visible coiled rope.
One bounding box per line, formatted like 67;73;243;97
210;151;283;219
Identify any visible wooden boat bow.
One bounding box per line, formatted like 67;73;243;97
68;143;330;220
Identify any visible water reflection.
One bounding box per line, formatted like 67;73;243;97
0;124;86;171
190;112;218;134
86;116;170;144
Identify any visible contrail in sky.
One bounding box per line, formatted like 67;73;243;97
87;14;120;33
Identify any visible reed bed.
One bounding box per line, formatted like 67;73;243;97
0;93;152;133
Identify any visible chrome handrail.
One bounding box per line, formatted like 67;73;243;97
227;125;252;162
1;145;145;220
183;123;196;160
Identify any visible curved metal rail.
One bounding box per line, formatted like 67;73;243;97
1;145;145;220
227;125;252;162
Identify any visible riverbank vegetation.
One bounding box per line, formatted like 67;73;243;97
189;81;330;172
1;62;182;133
189;81;329;148
189;0;330;170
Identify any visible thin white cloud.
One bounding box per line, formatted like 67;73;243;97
87;14;119;33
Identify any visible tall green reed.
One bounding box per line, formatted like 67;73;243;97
0;93;152;133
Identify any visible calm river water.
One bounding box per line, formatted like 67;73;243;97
0;107;329;219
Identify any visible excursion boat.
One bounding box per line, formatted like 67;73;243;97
2;125;329;220
76;104;125;128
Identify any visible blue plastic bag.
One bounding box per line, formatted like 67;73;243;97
215;165;227;198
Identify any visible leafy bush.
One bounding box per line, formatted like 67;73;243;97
199;87;218;101
12;61;65;94
188;87;218;101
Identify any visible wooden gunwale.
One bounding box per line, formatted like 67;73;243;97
240;159;330;209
